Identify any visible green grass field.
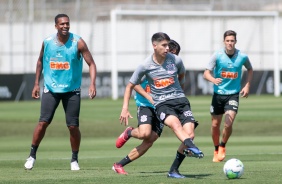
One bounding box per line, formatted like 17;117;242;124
0;95;281;184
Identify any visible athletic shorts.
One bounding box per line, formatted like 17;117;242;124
155;97;198;128
210;93;239;115
39;88;81;127
137;106;163;137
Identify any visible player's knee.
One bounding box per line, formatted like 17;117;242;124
211;122;220;129
139;131;151;139
68;125;79;132
37;121;49;129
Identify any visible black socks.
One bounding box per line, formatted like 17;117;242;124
71;151;79;162
118;155;132;166
220;142;226;147
215;142;226;151
127;129;132;138
183;138;196;148
30;144;38;159
169;151;185;172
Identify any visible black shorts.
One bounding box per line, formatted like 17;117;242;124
137;106;163;137
155;97;198;127
39;89;81;127
210;93;239;115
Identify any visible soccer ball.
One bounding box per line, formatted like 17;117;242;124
223;158;244;179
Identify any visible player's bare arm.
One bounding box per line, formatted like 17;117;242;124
178;73;185;90
32;43;44;99
203;69;222;85
78;38;97;99
240;68;253;98
120;83;135;126
134;85;154;104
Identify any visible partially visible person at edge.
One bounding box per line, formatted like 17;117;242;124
24;13;97;171
203;30;253;162
118;32;204;176
113;40;193;178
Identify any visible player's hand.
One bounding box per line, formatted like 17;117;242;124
88;85;96;99
213;78;222;86
32;85;40;99
119;108;133;126
240;86;249;98
148;96;154;105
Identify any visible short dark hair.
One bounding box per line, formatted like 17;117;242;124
224;30;237;41
151;32;170;43
55;14;69;24
168;40;181;55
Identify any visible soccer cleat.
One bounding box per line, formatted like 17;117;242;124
218;146;226;161
116;126;134;148
184;147;204;158
167;169;186;178
112;163;128;175
213;151;220;162
24;156;36;170
71;161;80;171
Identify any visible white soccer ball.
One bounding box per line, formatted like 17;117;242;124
223;158;244;179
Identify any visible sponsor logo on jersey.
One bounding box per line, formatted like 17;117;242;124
154;77;175;89
51;83;69;88
221;71;238;79
158;92;177;100
50;61;70;70
229;100;238;107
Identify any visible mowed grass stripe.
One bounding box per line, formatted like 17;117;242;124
0;95;281;183
0;136;282;184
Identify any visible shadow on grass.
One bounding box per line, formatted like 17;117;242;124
140;170;212;178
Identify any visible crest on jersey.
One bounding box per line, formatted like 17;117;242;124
160;112;166;120
140;115;148;122
166;63;176;74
